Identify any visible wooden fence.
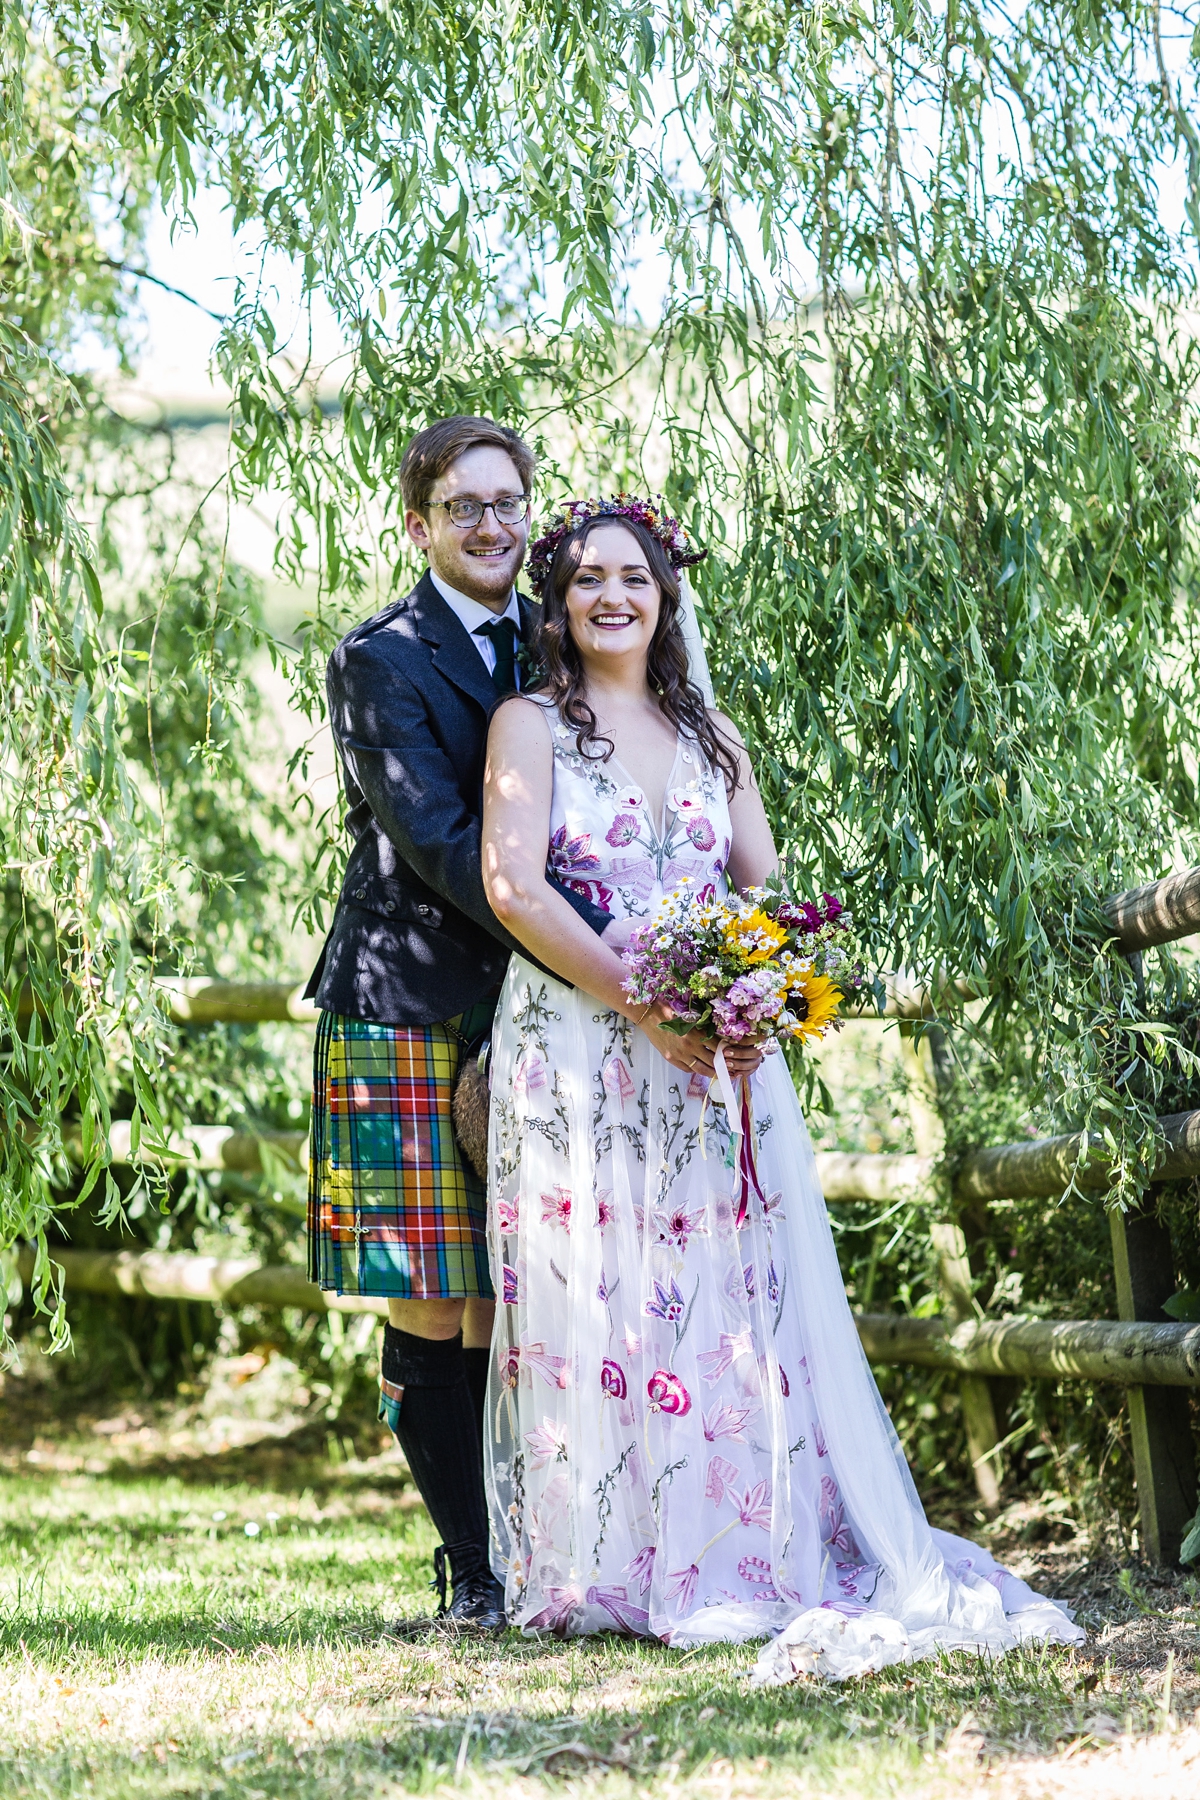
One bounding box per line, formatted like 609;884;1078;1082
34;863;1200;1561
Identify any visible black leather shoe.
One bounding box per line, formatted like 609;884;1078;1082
446;1573;507;1632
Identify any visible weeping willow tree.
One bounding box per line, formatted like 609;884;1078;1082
5;1;1200;1317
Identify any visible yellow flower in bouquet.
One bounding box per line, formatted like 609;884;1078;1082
723;908;788;966
785;966;843;1043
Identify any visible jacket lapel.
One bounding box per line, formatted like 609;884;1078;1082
404;570;499;712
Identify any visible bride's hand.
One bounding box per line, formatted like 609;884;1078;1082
633;1002;717;1077
717;1037;767;1078
631;1012;767;1082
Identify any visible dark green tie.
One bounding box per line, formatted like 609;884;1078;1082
477;616;520;694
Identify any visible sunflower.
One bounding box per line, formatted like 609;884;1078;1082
723;908;788;965
786;969;842;1042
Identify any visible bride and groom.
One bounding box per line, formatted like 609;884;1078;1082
306;414;1082;1677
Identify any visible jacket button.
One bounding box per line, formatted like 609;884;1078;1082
353;887;366;901
417;904;431;917
382;900;396;914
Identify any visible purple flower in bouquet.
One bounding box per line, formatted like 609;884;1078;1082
822;891;844;921
776;900;818;934
710;969;787;1041
622;914;706;1004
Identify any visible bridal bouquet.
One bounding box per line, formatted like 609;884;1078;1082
621;880;863;1227
620;880;861;1048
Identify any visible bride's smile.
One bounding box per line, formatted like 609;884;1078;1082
564;522;661;660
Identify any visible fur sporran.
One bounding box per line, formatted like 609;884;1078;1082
452;1036;492;1180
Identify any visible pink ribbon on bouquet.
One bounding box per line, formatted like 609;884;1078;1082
713;1046;767;1230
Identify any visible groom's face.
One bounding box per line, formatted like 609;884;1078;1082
405;445;531;611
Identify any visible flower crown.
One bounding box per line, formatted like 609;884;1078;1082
525;494;706;596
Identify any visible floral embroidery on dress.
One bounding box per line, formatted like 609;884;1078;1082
606;814;640;847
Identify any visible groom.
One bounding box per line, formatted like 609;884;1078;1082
304;416;614;1630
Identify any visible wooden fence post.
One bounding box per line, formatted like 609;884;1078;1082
899;1024;1002;1510
1109;1194;1197;1563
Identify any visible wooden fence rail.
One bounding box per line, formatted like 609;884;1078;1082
22;1247;1200;1388
856;1312;1200;1388
93;1122;942;1199
16;1247;385;1317
1104;865;1200;951
93;1112;1200;1205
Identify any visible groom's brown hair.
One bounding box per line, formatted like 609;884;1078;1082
400;416;536;513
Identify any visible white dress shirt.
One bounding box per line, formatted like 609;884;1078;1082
429;570;522;682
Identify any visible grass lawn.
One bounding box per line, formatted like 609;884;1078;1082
2;1431;1199;1800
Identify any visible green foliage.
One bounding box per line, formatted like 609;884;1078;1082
0;323;120;1337
4;0;1200;1378
0;6;311;1333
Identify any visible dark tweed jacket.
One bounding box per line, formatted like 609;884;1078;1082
304;569;610;1025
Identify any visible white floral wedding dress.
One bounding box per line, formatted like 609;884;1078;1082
484;699;1083;1679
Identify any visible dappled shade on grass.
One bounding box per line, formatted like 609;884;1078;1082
1;1463;1197;1799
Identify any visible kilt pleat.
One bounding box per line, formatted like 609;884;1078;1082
307;1005;495;1300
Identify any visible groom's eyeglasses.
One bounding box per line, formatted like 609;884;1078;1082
428;495;531;528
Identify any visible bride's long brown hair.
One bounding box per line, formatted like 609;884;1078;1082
532;515;741;793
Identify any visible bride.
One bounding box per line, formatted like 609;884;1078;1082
479;498;1082;1678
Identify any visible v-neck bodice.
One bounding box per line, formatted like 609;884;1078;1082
604;737;684;840
534;699;732;921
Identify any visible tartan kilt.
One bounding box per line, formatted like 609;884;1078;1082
307;1002;496;1300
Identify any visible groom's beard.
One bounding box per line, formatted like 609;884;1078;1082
426;532;527;608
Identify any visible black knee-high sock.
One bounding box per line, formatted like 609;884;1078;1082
463;1347;489;1443
381;1325;488;1594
